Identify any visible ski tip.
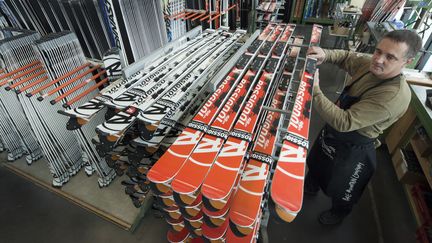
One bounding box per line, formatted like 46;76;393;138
228;219;251;237
274;204;299;223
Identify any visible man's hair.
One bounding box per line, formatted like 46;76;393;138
382;30;422;59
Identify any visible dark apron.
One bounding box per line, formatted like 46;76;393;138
307;72;395;206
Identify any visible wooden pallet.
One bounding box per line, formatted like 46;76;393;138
2;154;152;232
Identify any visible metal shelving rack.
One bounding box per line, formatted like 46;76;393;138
256;0;285;29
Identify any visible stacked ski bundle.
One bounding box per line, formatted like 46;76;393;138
0;29;115;187
0;29;42;163
58;28;243;207
163;0;187;42
257;1;277;12
147;23;304;242
34;31;115;187
104;0;169;64
271;24;322;222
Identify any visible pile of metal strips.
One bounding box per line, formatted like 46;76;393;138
0;27;115;187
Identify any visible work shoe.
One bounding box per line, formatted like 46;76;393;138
318;210;346;225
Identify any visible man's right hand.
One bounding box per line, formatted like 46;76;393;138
307;46;325;65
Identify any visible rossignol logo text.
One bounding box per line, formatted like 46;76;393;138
137;66;167;88
230;129;252;141
132;79;169;106
285;133;309;149
188;121;208;132
289;78;307;131
215;77;248;124
207;127;229;139
197;75;231;118
251;152;273;164
256;98;279;148
105;78;128;94
238;79;264;127
165;73;192;98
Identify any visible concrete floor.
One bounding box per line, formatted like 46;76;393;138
0;26;417;243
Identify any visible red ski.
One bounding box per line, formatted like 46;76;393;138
228;88;285;233
271;57;317;222
202;219;229;241
167;228;190;243
270;24;322;222
226;211;261;242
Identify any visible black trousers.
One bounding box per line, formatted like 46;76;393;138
306;126;376;216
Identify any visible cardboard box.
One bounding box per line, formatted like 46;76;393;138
333;25;349;36
412;134;432;158
392;149;426;185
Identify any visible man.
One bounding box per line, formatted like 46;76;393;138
305;30;422;225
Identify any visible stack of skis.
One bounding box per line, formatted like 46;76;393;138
0;0;173;65
0;27;116;187
146;23;323;242
163;0;187;42
256;0;279;23
0;29;43;164
58;28;244;207
257;1;277;12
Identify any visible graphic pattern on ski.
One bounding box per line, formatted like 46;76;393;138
170;25;287;205
270;24;322;222
200;24;295;207
147;24;277;194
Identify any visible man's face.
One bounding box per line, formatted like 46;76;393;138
370;38;413;79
